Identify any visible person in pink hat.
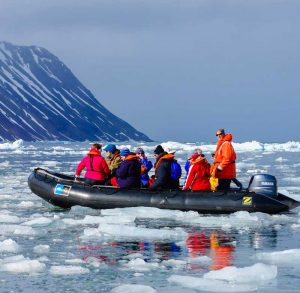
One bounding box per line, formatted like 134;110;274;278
76;143;110;185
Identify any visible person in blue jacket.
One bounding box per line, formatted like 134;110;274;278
135;147;153;187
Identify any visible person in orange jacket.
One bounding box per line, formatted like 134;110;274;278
182;153;211;191
212;129;236;191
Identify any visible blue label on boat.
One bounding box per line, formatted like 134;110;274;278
54;184;71;196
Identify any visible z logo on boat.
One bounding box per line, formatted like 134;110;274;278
242;196;252;206
54;184;71;196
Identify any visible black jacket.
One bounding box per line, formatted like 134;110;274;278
150;152;179;190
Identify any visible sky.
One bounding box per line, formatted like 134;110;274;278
0;0;299;143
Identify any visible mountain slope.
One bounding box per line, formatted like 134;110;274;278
0;41;151;142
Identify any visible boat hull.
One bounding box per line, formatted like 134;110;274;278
28;169;300;214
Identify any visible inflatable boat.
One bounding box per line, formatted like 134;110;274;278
28;168;300;214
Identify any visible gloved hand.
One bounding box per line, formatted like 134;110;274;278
75;175;79;181
216;167;222;172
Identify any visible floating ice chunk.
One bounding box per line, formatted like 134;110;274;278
49;265;89;275
203;263;277;283
168;275;257;292
0;161;10;167
17;201;36;208
0;214;20;223
0;255;45;274
124;258;159;272
0;239;19;252
63;215;135;225
123;253;144;260
22;217;52;227
0;224;36;236
276;157;288;162
256;249;300;265
33;245;50;254
65;259;84;264
111;284;156;293
188;255;212;264
0;140;23;150
69;205;101;216
101;207;199;221
161;259;187;268
97;223;187;241
185;211;295;229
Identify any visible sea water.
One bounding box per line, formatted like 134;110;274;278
0;140;300;292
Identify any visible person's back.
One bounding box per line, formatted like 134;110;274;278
150;145;180;190
183;154;211;191
115;148;141;188
76;143;109;185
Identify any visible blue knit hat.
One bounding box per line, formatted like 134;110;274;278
103;144;116;153
120;147;130;157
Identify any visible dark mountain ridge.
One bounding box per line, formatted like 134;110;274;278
0;41;151;142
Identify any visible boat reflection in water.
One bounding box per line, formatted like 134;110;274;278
78;230;236;272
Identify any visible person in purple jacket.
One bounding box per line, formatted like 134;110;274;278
111;148;141;188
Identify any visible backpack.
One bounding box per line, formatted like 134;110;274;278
170;160;182;181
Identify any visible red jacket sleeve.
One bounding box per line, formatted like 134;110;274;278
183;164;196;190
101;158;110;177
76;157;87;176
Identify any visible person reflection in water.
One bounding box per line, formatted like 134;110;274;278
186;231;235;271
209;232;234;270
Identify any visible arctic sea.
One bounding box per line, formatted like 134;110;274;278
0;140;300;292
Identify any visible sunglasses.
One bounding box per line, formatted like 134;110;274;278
216;133;222;136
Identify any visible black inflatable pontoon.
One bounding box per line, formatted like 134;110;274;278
28;168;300;214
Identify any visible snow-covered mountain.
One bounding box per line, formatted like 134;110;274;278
0;41;151;142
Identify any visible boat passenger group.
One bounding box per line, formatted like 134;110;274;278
75;128;241;191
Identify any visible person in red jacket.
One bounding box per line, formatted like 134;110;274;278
76;143;110;185
212;129;236;191
182;153;211;191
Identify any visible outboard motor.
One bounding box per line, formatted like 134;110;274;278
248;174;277;198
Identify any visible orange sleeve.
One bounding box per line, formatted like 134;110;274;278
220;143;235;169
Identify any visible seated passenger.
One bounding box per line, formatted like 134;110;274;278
183;153;211;191
150;145;180;190
135;147;153;187
185;148;204;176
111;148;141;188
103;143;122;178
75;143;109;185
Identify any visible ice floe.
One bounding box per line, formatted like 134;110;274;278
168;275;257;292
63;215;136;226
0;255;45;274
49;265;89;275
81;223;187;241
111;284;156;293
203;263;277;283
0;239;19;253
256;249;300;265
123;258;159;272
33;244;50;254
22;217;53;227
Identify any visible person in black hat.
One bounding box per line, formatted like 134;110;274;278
150;145;179;190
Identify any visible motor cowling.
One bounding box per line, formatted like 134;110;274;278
248;174;277;197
